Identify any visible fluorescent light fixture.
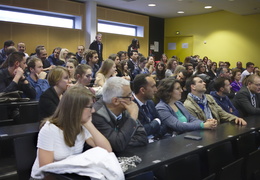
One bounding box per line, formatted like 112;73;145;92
177;11;184;14
148;4;156;7
204;6;212;9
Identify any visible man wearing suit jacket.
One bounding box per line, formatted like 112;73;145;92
89;33;103;67
233;74;260;117
132;74;164;141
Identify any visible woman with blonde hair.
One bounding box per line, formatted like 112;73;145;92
59;48;69;63
31;86;112;179
38;66;69;120
94;59;117;87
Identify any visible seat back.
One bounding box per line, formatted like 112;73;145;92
13;132;38;179
18;104;39;124
218;157;244;180
207;141;234;175
245;149;260;180
202;173;216;180
162;154;201;180
233;131;258;158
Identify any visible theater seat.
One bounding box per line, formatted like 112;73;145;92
206;141;234;175
13;132;38;179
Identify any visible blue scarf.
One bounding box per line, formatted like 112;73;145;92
188;93;213;119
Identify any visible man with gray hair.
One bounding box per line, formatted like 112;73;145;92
92;77;147;152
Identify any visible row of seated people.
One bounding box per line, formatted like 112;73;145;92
29;71;260;179
0;43;259;178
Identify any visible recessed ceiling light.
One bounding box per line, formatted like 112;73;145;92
205;6;212;9
177;11;184;14
148;4;156;7
228;0;235;1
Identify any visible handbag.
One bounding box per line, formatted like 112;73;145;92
0;91;30;103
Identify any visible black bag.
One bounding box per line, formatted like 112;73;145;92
0;91;30;103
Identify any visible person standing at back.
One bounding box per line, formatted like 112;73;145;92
89;33;103;67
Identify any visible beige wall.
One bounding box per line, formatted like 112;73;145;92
0;0;86;56
97;7;149;59
165;11;260;67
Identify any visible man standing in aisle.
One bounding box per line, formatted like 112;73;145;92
89;33;103;67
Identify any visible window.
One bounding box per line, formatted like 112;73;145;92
0;5;82;29
98;20;144;37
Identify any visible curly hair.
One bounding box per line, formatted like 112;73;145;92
156;77;180;104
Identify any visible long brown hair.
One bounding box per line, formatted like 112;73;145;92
41;86;94;147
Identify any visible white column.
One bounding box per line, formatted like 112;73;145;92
85;1;97;48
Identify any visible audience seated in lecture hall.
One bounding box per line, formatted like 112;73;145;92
156;77;217;137
31;86;112;179
26;57;50;100
92;77;148;153
38;66;69;120
184;75;246;125
0;51;36;99
132;74;165;141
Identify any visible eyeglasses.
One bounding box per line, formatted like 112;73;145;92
117;95;133;101
85;104;93;109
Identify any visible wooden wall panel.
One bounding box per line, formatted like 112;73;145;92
97;7;149;58
11;23;48;55
0;22;12;44
0;0;86;55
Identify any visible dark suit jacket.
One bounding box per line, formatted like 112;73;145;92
89;41;103;66
38;86;60;120
133;99;162;136
233;86;260;117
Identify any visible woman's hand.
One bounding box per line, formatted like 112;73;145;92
204;119;218;129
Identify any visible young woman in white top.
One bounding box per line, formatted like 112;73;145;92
31;86;112;179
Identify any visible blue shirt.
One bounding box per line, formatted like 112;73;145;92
27;75;50;100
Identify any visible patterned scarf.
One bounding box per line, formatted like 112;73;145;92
188;93;213;119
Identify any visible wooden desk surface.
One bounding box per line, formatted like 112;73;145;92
37;116;260;179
